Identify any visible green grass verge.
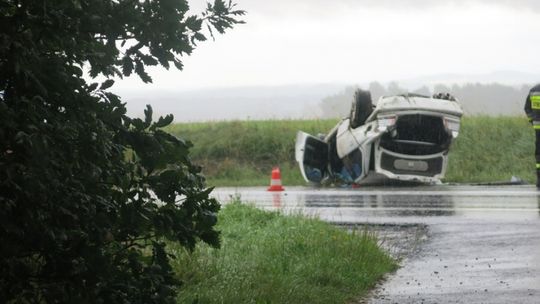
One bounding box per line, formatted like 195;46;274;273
169;203;396;303
166;116;536;186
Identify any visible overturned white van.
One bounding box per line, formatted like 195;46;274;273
295;91;463;185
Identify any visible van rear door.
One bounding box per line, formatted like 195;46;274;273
295;131;328;184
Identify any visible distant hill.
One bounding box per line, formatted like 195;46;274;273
116;84;343;122
115;71;540;121
398;70;540;88
318;82;533;118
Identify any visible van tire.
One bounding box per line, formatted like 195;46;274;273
350;89;373;128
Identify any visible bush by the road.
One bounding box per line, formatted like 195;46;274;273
0;1;244;303
167;116;535;186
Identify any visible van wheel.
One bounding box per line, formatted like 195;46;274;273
350;89;373;128
433;92;456;101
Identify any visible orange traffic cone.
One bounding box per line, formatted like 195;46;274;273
267;167;285;191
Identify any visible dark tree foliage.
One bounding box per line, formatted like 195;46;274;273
0;0;244;303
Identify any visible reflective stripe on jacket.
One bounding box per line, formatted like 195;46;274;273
525;84;540;124
531;92;540;110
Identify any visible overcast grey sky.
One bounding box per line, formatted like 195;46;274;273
115;0;540;92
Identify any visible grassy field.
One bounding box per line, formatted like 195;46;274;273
169;202;396;303
444;116;533;183
166;116;536;186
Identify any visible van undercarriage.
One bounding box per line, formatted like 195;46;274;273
296;91;463;185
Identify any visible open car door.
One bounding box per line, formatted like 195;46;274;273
295;131;329;184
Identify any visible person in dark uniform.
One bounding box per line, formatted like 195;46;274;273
524;84;540;188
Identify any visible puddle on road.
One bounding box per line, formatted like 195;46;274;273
214;187;540;304
335;223;429;260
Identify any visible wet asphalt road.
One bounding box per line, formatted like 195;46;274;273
212;185;540;304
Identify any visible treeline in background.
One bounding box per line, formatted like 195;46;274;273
319;82;531;118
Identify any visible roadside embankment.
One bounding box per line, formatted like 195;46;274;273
169;202;396;303
167;116;534;186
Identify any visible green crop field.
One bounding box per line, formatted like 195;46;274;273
166;116;535;187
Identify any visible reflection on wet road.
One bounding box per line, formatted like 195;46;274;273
213;185;540;304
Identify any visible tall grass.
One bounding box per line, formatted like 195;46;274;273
169;203;396;303
166;116;536;186
445;116;534;183
166;119;338;186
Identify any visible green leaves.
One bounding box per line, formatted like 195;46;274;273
135;60;152;83
144;105;153;127
203;0;246;39
100;79;115;90
122;56;134;76
153;114;174;130
88;82;99;91
0;0;244;303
